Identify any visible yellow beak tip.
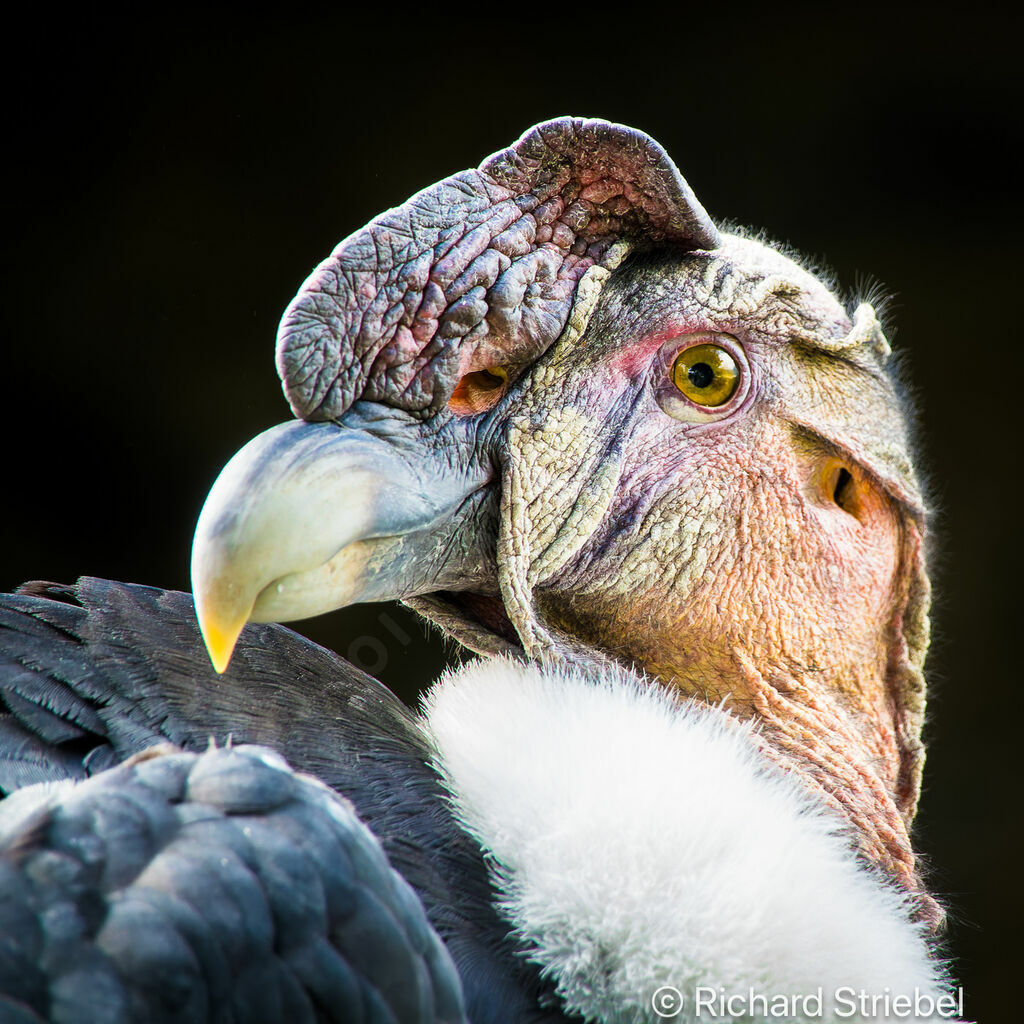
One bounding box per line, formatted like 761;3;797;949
197;615;246;676
209;646;235;676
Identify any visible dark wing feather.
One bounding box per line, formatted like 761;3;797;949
0;577;421;792
0;578;573;1023
0;744;467;1023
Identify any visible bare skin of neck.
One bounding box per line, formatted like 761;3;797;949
536;455;943;929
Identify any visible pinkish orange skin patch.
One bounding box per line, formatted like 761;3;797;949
538;419;919;901
604;321;704;380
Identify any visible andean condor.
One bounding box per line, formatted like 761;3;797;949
0;118;961;1024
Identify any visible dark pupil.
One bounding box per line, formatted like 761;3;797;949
687;362;715;389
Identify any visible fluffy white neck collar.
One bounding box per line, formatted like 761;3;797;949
421;658;956;1024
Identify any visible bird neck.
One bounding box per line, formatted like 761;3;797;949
533;589;942;928
421;657;948;1024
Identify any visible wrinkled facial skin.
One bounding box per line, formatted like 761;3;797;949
484;234;935;921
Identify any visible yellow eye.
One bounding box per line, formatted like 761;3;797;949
671;344;740;407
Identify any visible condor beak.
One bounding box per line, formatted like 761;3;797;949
191;406;493;673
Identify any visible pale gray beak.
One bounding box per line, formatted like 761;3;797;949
191;405;493;672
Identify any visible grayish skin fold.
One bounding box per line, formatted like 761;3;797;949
276;118;719;421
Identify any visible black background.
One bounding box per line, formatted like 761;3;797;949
2;12;1018;1019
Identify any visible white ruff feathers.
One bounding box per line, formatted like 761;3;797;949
421;658;954;1024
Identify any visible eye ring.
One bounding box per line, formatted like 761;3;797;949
654;333;750;424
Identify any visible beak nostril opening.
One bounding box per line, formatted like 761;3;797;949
449;368;509;416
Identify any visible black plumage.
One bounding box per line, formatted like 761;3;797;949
1;742;464;1024
0;579;571;1023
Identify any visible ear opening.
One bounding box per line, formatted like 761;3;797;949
818;457;863;520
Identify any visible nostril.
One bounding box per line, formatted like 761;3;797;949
448;368;509;416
